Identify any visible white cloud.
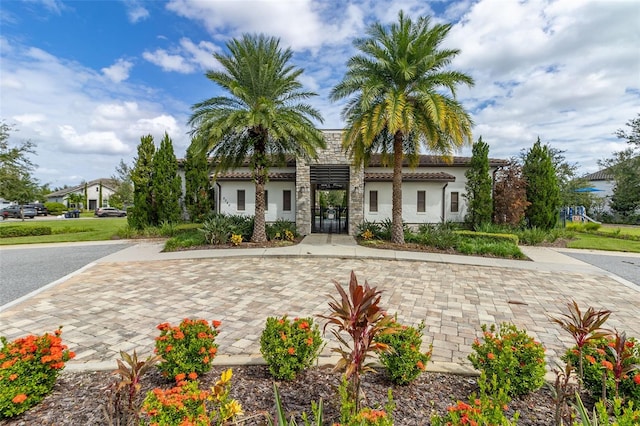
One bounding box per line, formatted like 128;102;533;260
58;125;131;154
143;37;219;73
165;0;366;51
101;58;134;83
124;0;150;23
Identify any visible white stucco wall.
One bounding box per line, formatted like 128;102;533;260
217;180;296;222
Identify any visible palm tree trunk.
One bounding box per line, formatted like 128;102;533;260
391;131;404;244
252;173;267;243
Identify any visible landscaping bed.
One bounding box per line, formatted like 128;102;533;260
0;365;559;425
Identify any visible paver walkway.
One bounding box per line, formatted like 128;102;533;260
1;235;638;376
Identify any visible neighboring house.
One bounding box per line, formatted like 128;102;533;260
179;130;508;236
583;169;615;212
46;178;117;211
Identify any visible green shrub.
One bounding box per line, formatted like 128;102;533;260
226;214;254;240
0;328;75;418
0;226;52;238
200;214;232;244
455;230;519;245
357;220;383;240
415;224;459;249
456;239;525;259
562;336;640;405
51;226;93;235
163;230;207;251
566;223;585;232
584;221;601;232
515;227;547;245
260;316;323;381
154;319;220;381
141;370;242;425
375;319;432;385
44;202;66;215
431;373;518;426
266;219;298;241
468;323;546;396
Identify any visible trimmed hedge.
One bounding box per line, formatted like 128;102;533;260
455;230;519;245
0;226;52;238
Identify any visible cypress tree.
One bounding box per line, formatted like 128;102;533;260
184;142;212;222
464;137;493;228
522;138;560;229
130;134;155;229
152;132;182;224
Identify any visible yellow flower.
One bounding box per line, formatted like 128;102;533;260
216;368;233;386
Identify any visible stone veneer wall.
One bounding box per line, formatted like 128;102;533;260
296;130;364;236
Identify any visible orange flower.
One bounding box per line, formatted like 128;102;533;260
487;352;495;360
197;332;208;339
165;345;173;353
416;361;425;371
601;360;614;371
175;373;186;382
203;356;210;364
8;374;18;381
585;355;596;365
306;337;314;346
298;321;309;330
12;394;27;404
188;372;198;380
634;374;640;385
209;347;217;355
288;347;295;355
474;399;481;406
280;332;287;341
212;320;222;328
157;323;170;331
173;331;185;340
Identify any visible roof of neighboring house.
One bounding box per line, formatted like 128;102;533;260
583;169;613;181
46;178;117;198
365;172;456;182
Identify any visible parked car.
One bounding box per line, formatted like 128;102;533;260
1;205;37;219
94;207;126;217
24;203;49;216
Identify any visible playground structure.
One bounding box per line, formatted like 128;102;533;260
561;206;601;225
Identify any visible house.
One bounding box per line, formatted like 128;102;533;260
582;169;615;212
180;130;508;236
46;178;117;211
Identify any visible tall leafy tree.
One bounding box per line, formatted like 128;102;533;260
601;114;640;219
110;159;134;209
184;142;212;222
493;159;530;226
0;122;39;219
331;11;474;243
130;134;156;229
464;137;493;228
152;133;182;224
189;34;325;242
522;138;560;229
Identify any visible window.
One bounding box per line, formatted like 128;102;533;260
264;190;268;211
237;190;245;211
417;190;426;212
283;190;291;211
451;192;459;212
369;190;378;212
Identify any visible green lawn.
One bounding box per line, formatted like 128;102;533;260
567;232;640;253
0;217;128;245
598;224;640;237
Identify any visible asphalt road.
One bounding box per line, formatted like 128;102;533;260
561;251;640;287
0;243;130;309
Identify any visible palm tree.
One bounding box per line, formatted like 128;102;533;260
189;34;325;242
331;11;474;244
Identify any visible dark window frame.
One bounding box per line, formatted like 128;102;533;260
283;190;292;211
417;190;426;213
451;192;459;213
237;189;245;211
369;190;378;212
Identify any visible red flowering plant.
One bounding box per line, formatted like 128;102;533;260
259;315;323;380
0;327;75;418
431;372;519;426
374;318;433;385
562;333;640;404
154;319;220;381
468;322;546;396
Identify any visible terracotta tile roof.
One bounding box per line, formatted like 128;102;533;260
367;154;509;168
365;172;456;182
214;172;295;181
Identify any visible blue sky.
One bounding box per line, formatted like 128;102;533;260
1;0;639;189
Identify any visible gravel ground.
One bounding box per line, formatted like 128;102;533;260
0;365;564;425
